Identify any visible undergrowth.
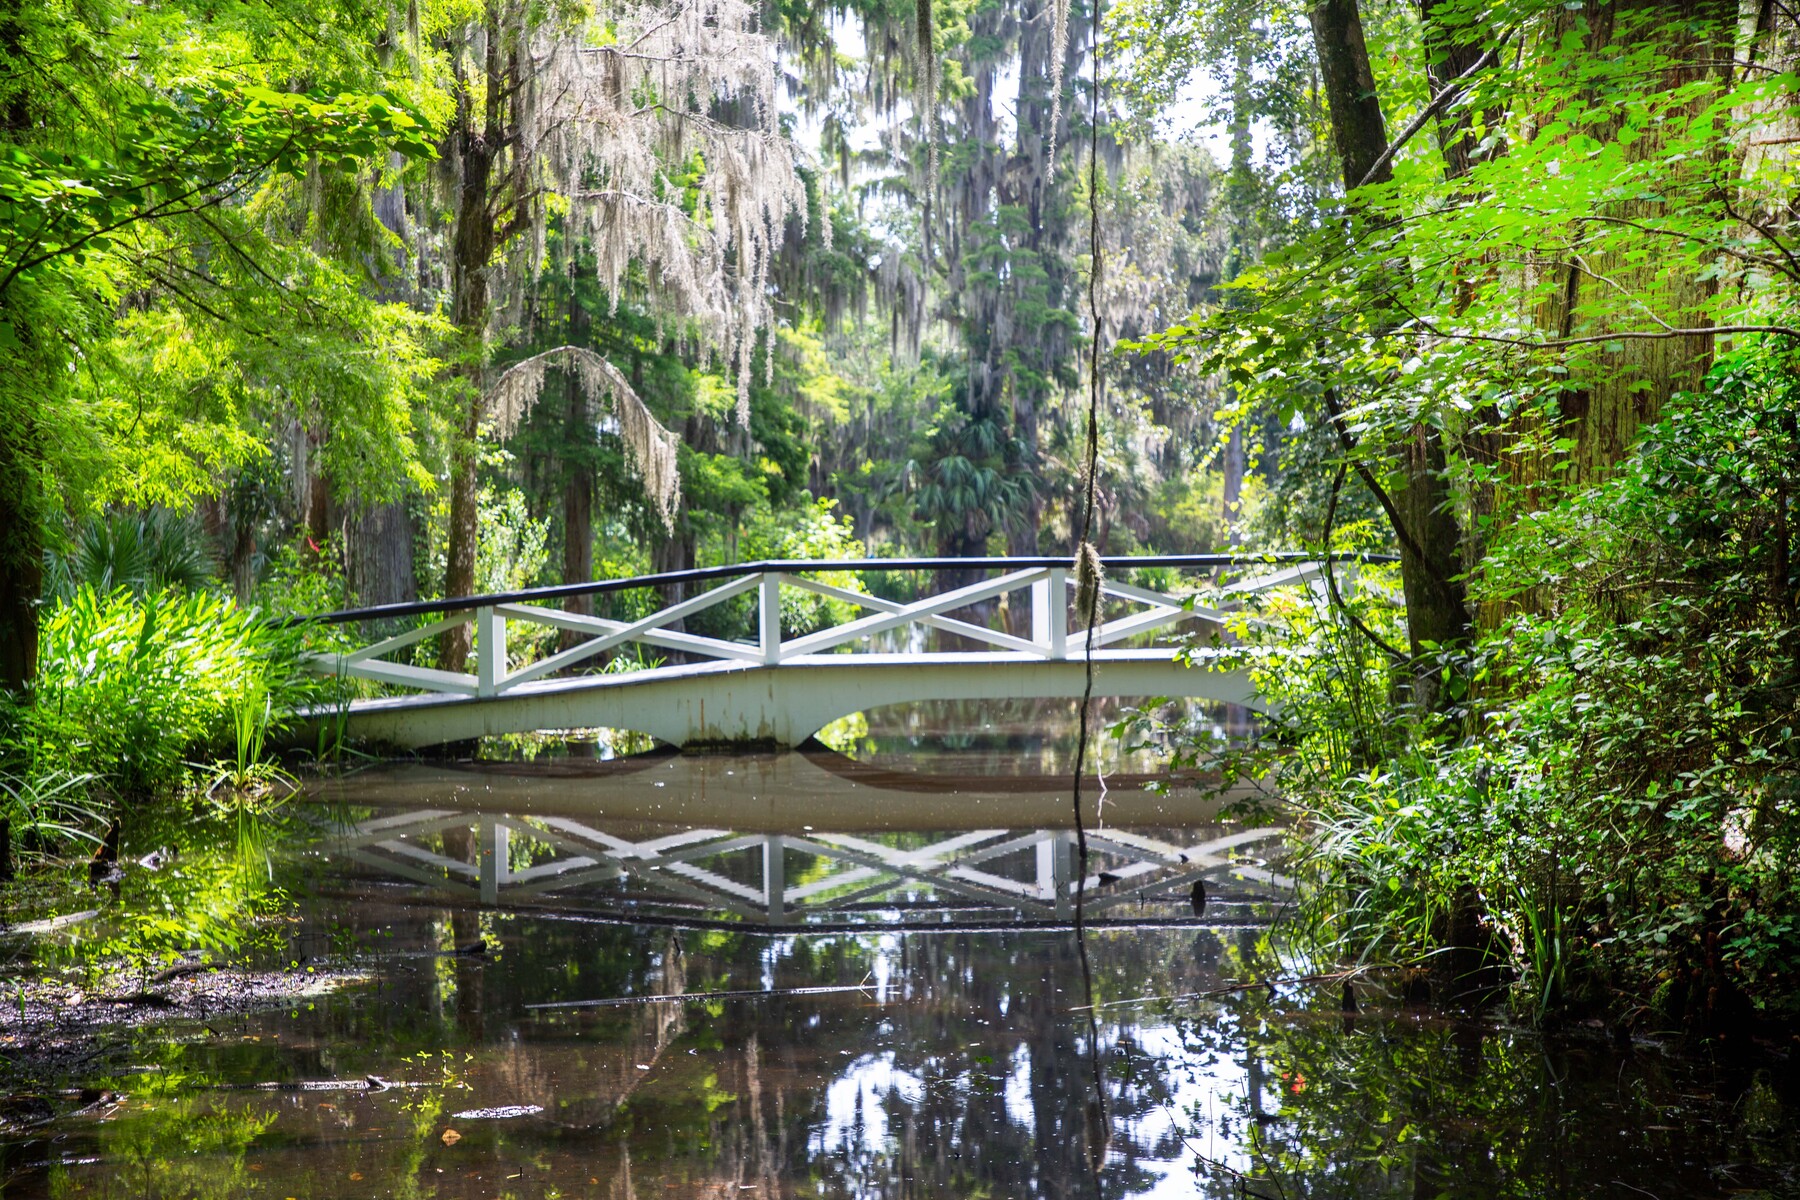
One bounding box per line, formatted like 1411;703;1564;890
1174;346;1800;1029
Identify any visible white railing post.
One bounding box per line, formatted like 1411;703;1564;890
1044;831;1074;918
764;834;787;924
1032;567;1068;659
759;573;783;664
479;818;506;905
475;606;506;696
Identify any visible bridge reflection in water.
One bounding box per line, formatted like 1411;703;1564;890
309;746;1290;929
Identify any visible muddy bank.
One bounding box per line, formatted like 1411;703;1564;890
0;958;370;1082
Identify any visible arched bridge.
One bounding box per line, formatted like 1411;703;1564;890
300;555;1368;749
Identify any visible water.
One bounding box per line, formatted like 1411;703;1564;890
4;701;1799;1198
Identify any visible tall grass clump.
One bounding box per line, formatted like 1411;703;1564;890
1203;344;1800;1028
3;585;314;802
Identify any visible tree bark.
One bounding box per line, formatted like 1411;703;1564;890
1463;2;1735;630
1219;40;1253;551
348;498;418;628
0;10;36;679
303;441;335;564
439;364;485;668
0;402;41;695
1220;422;1244;546
1418;0;1493;181
560;302;597;657
1532;0;1731;489
1310;0;1471;702
437;11;502;672
1312;1;1392;193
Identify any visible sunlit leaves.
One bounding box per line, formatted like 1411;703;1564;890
0;88;434;297
1136;5;1799;497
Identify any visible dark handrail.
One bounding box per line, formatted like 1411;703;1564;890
300;552;1398;626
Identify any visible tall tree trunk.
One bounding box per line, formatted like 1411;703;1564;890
1311;2;1392;196
1417;0;1514;634
0;402;42;695
651;517;694;661
560;302;597;657
347;499;418;627
1005;0;1051;560
438;23;501;672
0;15;34;693
561;466;593;644
229;501;259;602
1418;0;1492;180
1533;0;1730;489
1219;41;1253;550
1220;423;1244;546
1311;0;1471;707
1459;2;1735;628
440;370;485;669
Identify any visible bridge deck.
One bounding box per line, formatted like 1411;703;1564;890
311;648;1259;749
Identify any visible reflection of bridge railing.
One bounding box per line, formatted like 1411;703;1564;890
298;554;1391;747
327;809;1293;928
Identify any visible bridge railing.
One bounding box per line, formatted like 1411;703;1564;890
302;554;1390;700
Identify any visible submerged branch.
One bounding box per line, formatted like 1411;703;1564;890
525;983;873;1009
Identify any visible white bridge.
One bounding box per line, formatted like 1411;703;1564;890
302;555;1351;749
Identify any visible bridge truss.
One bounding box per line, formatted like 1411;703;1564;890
300;555;1375;748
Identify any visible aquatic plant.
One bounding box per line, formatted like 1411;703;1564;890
196;683;298;808
6;585;317;804
0;766;106;853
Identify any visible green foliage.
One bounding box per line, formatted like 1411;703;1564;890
913;409;1038;554
7;586;313;799
474;486;553;596
1140;6;1799;497
676;499;872;645
34;804;301;977
0;0;448;581
86;277;447;512
0;84;432;309
1222;346;1800;1024
0;767;106;852
743;498;871;636
253;538;351;621
42;509;216;601
197;681;298;805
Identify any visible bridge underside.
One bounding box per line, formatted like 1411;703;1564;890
313;650;1259;750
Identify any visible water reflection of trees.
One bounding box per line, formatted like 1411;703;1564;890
21;886;1800;1199
1169;990;1800;1199
26;903;1230;1197
844;696;1233;778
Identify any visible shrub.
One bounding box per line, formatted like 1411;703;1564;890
42;508;215;601
6;585;313;799
1210;344;1800;1026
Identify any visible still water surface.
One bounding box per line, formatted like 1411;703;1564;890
5;701;1800;1198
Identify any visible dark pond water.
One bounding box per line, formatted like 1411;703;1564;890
4;700;1800;1198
